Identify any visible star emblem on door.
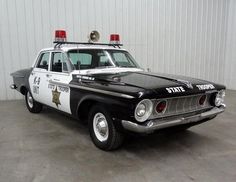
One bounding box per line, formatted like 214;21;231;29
52;86;61;107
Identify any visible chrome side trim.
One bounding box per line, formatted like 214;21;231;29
10;74;25;78
122;106;225;133
49;80;135;99
69;84;135;99
49;80;69;87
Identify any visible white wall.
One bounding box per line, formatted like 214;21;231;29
224;0;236;90
0;0;234;100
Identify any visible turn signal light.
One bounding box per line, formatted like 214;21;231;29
199;95;206;105
156;100;167;113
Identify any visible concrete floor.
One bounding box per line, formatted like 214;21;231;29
0;91;236;182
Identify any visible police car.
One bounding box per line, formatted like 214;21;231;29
10;30;226;150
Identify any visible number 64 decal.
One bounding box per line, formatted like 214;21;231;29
33;76;41;85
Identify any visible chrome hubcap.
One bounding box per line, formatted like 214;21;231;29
93;113;109;142
27;92;33;108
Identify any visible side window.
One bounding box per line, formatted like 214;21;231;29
36;52;50;70
68;51;93;70
51;52;68;72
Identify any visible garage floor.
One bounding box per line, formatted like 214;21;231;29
0;90;236;182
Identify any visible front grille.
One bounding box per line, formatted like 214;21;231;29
150;94;213;119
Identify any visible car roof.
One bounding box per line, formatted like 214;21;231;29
40;44;126;52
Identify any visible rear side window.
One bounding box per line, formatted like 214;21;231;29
36;52;50;70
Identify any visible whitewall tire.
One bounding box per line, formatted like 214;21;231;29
25;90;42;113
88;105;124;151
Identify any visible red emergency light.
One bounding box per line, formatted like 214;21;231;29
110;34;120;44
55;30;67;42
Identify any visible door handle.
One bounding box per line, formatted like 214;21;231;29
46;74;52;78
53;78;60;82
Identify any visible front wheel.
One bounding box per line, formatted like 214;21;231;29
25;90;42;113
88;105;124;151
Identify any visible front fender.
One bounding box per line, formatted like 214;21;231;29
70;88;135;121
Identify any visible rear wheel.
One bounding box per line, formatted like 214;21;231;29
25;90;42;113
88;105;124;151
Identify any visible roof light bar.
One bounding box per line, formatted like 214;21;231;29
53;30;122;48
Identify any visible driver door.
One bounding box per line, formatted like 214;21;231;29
46;51;72;114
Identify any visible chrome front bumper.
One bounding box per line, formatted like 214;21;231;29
122;106;225;134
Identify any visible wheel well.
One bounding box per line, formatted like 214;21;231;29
77;100;98;122
20;86;27;95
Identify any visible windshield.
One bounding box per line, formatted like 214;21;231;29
108;50;140;68
67;49;140;70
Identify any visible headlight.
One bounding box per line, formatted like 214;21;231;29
215;90;225;106
135;99;153;122
136;103;146;117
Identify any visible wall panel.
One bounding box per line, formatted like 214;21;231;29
224;0;236;90
0;0;234;100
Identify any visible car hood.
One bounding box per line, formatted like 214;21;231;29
72;70;225;99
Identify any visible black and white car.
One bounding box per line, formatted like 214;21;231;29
11;30;226;150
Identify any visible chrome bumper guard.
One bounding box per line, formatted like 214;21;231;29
122;106;225;133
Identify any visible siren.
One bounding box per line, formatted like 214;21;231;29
88;30;100;43
110;34;120;44
55;30;67;42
